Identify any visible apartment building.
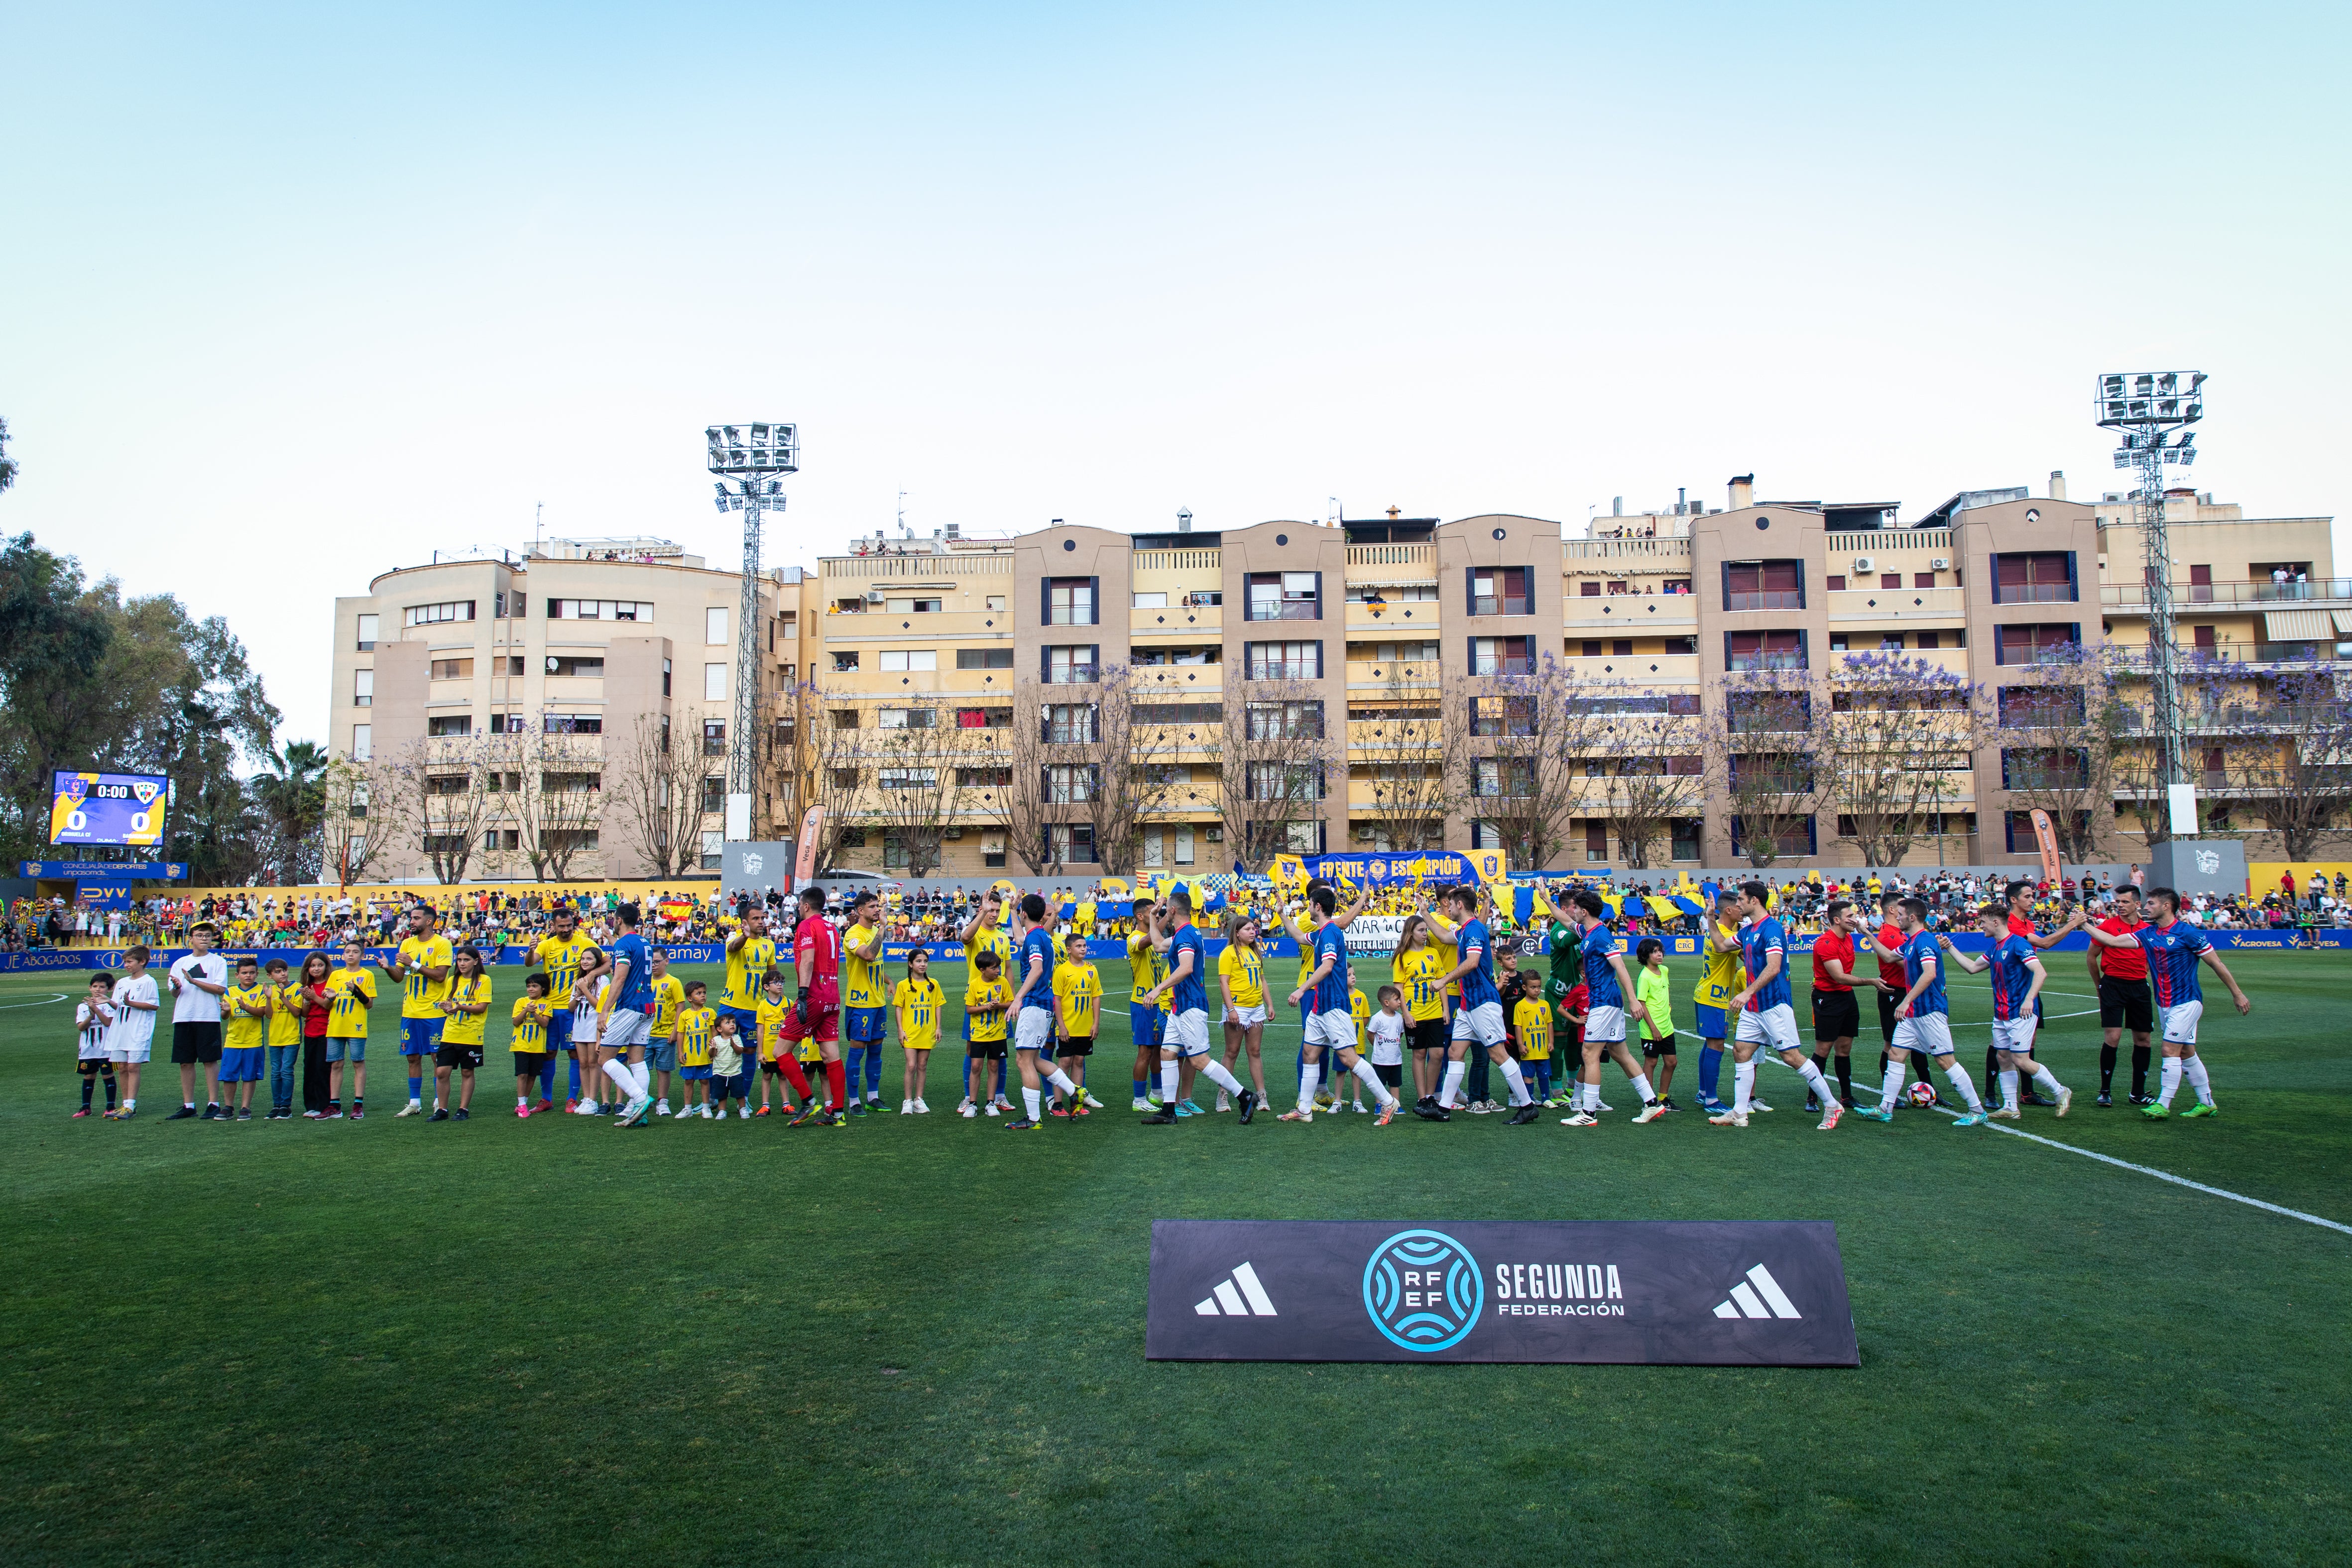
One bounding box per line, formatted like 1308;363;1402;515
331;537;820;882
805;480;2340;877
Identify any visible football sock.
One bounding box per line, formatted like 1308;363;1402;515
1350;1056;1390;1103
1699;1045;1723;1101
1834;1054;1852;1100
2130;1044;2152;1097
1296;1064;1321;1110
568;1058;582;1097
1438;1061;1467;1109
864;1050;884;1096
1022;1086;1042;1120
1984;1045;2000;1091
1795;1060;1836;1109
2182;1055;2214;1104
1732;1060;1756;1114
408;1075;423;1102
845;1046;866;1098
1498;1058;1531;1106
1198;1058;1245;1097
1876;1050;1889;1080
1161;1060;1181;1102
1046;1067;1078;1100
824;1059;848;1110
603;1060;635;1100
1810;1053;1829;1089
102;1069;117;1108
1626;1072;1654;1105
778;1056;813;1099
1942;1061;1983;1111
2158;1057;2184;1108
539;1060;555;1099
1879;1059;1906;1111
1999;1069;2021;1110
1132;1078;1148;1100
2099;1043;2118;1092
80;1075;94;1110
1532;1064;1551;1099
2031;1065;2064;1098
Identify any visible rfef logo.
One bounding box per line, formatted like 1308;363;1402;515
1363;1228;1484;1351
742;852;765;876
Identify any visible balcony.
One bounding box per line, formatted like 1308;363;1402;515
1563;592;1696;631
1993;583;2078;605
1470;595;1533;617
2103;577;2352;609
1470;657;1534;677
2110;641;2343;668
1345;660;1442;689
1839;646;1969;677
1132;604;1222;635
1564;537;1692;562
1044;664;1101;685
1244;599;1320;622
1562;653;1699;682
1727;590;1803;612
1728;652;1807;672
1346;599;1440;630
1244;662;1318;682
1827;586;1964;622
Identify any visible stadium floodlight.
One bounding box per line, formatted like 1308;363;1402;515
2096;371;2206;793
705;421;801;840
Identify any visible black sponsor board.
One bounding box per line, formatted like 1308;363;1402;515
1147;1218;1857;1366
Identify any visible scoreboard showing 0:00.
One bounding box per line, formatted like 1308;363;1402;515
49;770;172;850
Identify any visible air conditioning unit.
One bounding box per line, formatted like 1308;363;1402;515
1930;557;1951;571
941;827;963;841
1354;825;1378;842
864;589;886;604
1852;556;1875;574
1204;826;1223;843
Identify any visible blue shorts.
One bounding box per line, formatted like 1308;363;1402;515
718;1005;760;1038
680;1064;712;1081
846;1006;887;1043
220;1046;264;1083
649;1041;678;1074
326;1036;365;1063
545;1009;573;1051
400;1017;444;1056
1130;1004;1164;1049
1694;1005;1727;1042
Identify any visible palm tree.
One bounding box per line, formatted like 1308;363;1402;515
251;739;331;881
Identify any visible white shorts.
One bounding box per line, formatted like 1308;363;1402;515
1991;1017;2037;1055
2161;999;2203;1047
1222;1001;1270;1029
108;1039;153;1065
1449;1000;1507;1048
1015;1007;1055;1053
605;1008;653;1050
1169;1008;1211;1059
1735;1002;1802;1054
1305;1008;1357;1051
1584;1004;1626;1045
1891;1013;1953;1059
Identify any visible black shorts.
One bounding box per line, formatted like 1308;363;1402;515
436;1042;484;1070
511;1049;549;1074
1058;1035;1094;1058
1811;989;1861;1044
171;1021;223;1065
1410;1018;1449;1055
1875;986;1899;1045
2098;976;2154;1033
967;1039;1006;1061
1640;1029;1676;1059
1374;1062;1403;1089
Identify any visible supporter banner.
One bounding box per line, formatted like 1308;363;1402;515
1343;915;1408;954
1146;1219;1858;1366
0;942;728;974
1307;852;1477;886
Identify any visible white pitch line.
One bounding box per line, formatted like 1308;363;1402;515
0;993;69;1010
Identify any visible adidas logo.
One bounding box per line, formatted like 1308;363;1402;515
1711;1264;1803;1321
1192;1261;1279;1317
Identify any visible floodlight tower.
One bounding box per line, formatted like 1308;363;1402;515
706;422;799;840
2096;372;2205;790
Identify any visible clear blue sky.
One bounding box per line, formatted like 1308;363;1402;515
4;1;2346;743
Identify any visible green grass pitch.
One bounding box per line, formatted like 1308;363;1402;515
3;949;2350;1566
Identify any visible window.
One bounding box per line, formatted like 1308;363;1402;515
1725;562;1801;611
1244;640;1321;680
1994;624;2081;665
956;706;1014;728
1578;582;1602;598
1246;572;1321;621
1581;640;1603;657
1474;758;1535;798
878;767;941;791
1469;566;1531;617
982;832;1008;869
424;774;471;796
1132;592;1168;608
700;830;724;871
879;649;938;672
1471;696;1536;736
1880;634;1905;651
957;765;1013;786
1916;632;1940;651
426;715;473;737
1914;573;1936;589
1045;704;1097;744
542;829;598;853
986;595;1007;611
405;601;475;626
1469;636;1533;676
705;663;726;700
421;833;469;855
956;648;1014;669
1662;635;1696;655
1245;701;1323;739
878;707;937;729
661;657;672;696
504;656;527;677
353;670;373;707
1047;577;1098;625
1612;639;1633;656
1349;582;1439;603
829;709;860;730
1183;590;1223;607
1671;819;1703;862
1994;553;2077;604
550;600;653;621
1730;817;1816;858
490;712;526;733
884;596;945;613
1246;761;1325;801
421;657;468;681
1046;645;1100;683
351;724;372;760
1726;630;1805;671
1136;702;1223;724
544;656;603;678
483;828;520;851
355;614;379;650
543;714;603;734
1825;575;1846;593
2001;748;2089;790
2188;564;2214;603
1880;574;1901;590
1726;691;1812;732
1050;823;1098;863
1046;764;1098;803
832;651;860;672
541;771;601;793
706;606;728;645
